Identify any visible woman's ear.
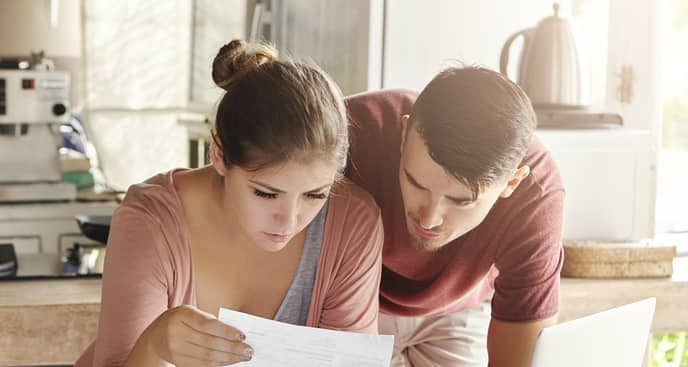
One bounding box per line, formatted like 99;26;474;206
210;140;228;177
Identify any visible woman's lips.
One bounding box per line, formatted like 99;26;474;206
264;232;290;243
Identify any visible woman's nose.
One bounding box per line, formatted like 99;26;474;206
273;200;299;232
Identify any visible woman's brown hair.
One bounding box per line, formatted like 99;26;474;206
211;39;348;173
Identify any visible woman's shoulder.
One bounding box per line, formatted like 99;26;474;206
107;170;190;282
111;170;190;251
323;178;383;256
328;178;381;220
118;170;184;218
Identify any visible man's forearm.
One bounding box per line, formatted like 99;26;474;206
487;315;557;367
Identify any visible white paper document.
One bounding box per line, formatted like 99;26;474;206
218;308;394;367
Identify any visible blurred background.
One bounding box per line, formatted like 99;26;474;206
0;1;686;366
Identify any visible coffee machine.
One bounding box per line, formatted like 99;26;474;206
0;65;76;202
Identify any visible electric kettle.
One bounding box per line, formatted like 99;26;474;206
500;3;587;110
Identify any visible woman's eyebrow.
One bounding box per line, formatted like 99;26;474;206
249;180;331;194
249;180;286;193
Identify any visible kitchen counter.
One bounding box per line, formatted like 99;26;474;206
1;257;686;366
559;256;688;333
0;278;101;366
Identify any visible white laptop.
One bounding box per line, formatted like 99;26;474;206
530;297;656;367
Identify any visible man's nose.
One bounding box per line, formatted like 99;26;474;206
418;199;443;230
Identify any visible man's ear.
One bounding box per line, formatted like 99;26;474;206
500;165;530;198
210;140;228;177
400;115;410;154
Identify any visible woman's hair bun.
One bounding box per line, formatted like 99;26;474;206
212;39;279;91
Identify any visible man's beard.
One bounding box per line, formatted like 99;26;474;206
406;225;445;252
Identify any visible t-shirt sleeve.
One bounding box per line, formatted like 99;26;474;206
491;190;565;322
345;90;417;205
318;196;385;334
91;206;172;366
345;99;385;200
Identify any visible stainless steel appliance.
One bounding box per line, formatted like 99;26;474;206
0;68;76;202
0;215;110;280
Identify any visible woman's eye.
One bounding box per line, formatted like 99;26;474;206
306;192;327;200
254;189;277;199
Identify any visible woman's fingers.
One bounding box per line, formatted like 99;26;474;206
150;305;253;366
173;341;252;366
181;306;246;342
179;321;253;358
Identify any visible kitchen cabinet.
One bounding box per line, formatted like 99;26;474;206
0;201;117;254
536;128;654;240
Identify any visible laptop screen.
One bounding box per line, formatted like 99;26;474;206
530;298;656;367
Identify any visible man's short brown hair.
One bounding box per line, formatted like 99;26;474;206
409;66;536;200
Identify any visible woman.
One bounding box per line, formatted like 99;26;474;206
75;39;384;366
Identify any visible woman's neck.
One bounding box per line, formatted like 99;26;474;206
176;167;243;250
205;168;253;248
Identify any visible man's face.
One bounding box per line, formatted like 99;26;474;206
398;121;512;251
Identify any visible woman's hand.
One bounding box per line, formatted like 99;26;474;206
143;305;253;366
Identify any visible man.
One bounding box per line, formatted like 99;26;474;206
345;66;565;367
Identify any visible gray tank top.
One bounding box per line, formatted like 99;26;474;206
273;201;327;325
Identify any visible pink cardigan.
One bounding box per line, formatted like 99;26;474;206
76;170;384;366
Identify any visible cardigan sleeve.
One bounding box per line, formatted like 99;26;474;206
315;182;385;334
76;205;173;367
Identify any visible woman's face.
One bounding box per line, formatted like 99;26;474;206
220;158;337;252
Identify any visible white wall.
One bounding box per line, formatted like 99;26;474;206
190;0;247;109
0;0;82;57
82;0;192;190
383;0;572;91
82;0;248;190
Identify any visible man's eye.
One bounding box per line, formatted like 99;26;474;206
451;199;474;207
405;173;423;189
254;189;277;199
306;192;327;200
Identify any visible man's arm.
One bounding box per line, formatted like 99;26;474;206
487;315;557;367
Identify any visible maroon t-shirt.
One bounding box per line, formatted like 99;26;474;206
345;89;565;322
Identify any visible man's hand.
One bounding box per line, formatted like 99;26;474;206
487;314;557;367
